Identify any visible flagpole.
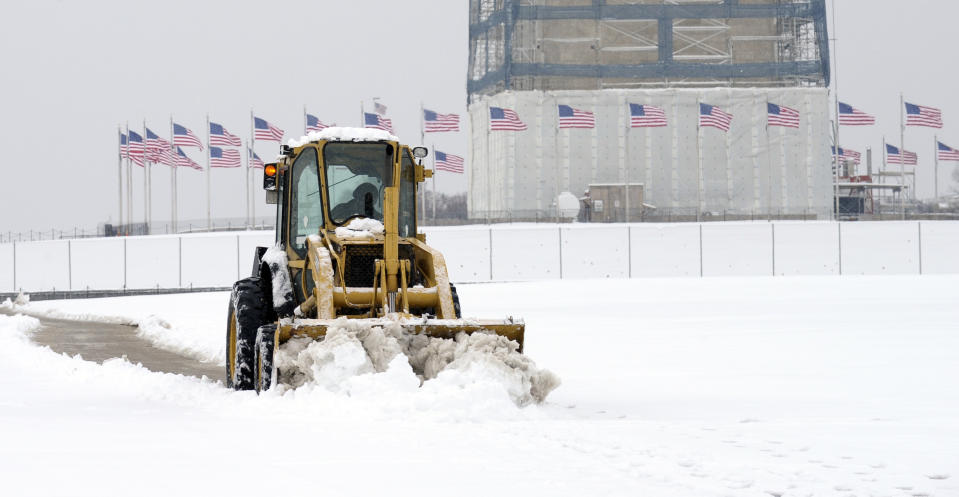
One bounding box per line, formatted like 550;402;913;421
206;114;212;231
765;102;773;220
360;101;365;128
487;101;493;224
696;102;703;223
117;125;123;233
830;0;841;220
420;102;425;225
248;109;254;229
882;135;888;211
431;141;437;220
126;122;132;235
624;109;631;223
934;134;939;199
249;137;255;229
143;120;150;234
900;93;906;220
303;105;308;136
169;115;177;234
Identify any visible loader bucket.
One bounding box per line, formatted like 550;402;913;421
277;317;526;352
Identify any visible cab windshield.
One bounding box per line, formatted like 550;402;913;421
324;142;394;225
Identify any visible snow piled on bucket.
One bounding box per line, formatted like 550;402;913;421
274;317;559;407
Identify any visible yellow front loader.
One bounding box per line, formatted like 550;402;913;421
225;128;525;391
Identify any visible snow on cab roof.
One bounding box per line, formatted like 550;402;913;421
287;127;399;148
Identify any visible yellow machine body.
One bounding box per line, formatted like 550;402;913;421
266;135;524;349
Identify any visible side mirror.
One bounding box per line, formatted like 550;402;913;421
412;146;429;159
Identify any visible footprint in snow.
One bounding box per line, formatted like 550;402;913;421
925;473;950;480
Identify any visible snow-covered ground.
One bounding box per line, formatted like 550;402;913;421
2;276;957;496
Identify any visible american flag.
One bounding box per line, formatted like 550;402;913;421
699;103;732;132
886;144;918;165
210;146;241;168
905;102;943;128
127;130;145;166
364;112;394;133
838;102;875;126
254;117;284;142
155;147;176;167
937;141;959;161
629;103;667;128
832;146;861;165
210;122;241;146
173;123;203;149
490;106;527;131
767;103;800;128
145;128;171;162
434;151;464;174
249;148;265;169
119;133;127;159
558;105;595;129
306;114;330;133
424;109;460;132
175;147;202;170
374;100;388;116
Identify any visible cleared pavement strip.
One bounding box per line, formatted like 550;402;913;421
1;308;223;381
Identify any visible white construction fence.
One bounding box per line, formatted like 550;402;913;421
1;221;958;293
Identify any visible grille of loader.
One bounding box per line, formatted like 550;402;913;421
342;244;416;287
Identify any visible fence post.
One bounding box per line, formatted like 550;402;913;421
837;222;843;275
12;241;16;292
699;223;704;277
917;221;923;275
488;227;494;282
557;226;563;279
236;235;241;281
179;237;183;288
123;238;127;289
771;223;776;276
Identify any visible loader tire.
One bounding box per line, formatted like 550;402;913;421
450;283;462;319
226;277;267;391
254;324;277;393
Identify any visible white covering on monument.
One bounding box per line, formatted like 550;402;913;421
468;88;833;219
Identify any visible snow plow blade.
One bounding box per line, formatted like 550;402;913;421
277;318;526;352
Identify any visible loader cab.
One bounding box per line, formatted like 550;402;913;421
275;138;420;304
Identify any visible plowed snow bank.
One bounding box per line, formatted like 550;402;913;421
276;318;559;406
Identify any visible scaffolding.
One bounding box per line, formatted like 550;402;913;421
468;0;830;103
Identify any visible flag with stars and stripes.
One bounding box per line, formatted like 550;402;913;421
306;114;331;133
937;141;959;161
886;144;917;165
364;112;394;133
838;102;875;126
767;103;800;128
489;107;527;131
424;109;460;132
435;151;464;173
629;104;667;128
699;103;732;132
127;130;145;166
210;122;241;146
905;102;943;128
249;148;265;169
832;146;861;165
254;117;284;142
175;147;202;170
558;105;595;129
173;123;203;149
210;146;241;168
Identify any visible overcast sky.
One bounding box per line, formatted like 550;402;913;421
0;0;955;234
